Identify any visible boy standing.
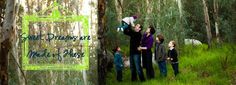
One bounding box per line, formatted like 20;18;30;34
155;34;167;77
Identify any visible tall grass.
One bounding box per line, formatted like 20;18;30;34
107;43;236;85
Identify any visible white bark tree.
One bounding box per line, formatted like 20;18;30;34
115;0;123;21
0;0;16;85
202;0;212;48
214;0;220;43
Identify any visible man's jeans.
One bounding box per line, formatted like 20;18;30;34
130;54;145;81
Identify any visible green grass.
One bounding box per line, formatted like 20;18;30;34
106;43;236;85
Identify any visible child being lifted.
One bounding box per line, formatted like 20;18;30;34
117;15;138;32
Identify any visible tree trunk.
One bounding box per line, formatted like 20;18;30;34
213;0;220;43
177;0;183;17
145;0;152;25
12;27;26;85
98;0;107;85
15;0;26;84
26;0;31;14
82;70;87;85
0;0;5;26
202;0;212;48
176;0;185;54
115;0;123;21
0;0;16;85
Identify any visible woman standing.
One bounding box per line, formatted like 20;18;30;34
139;26;156;79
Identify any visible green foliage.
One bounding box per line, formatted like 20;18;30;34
106;0;189;52
106;44;236;85
183;0;206;41
183;0;236;43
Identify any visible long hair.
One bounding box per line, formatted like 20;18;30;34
149;26;156;35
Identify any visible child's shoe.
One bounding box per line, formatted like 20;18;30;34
117;28;120;32
121;28;124;31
